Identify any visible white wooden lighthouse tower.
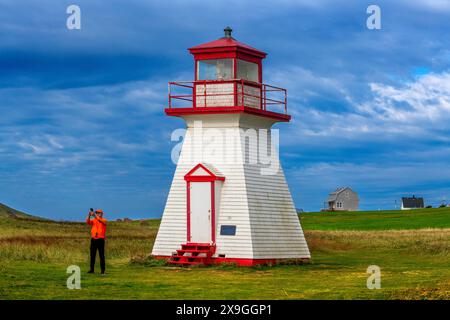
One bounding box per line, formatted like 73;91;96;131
152;27;310;266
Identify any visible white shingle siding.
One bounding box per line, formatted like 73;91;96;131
196;83;234;107
237;84;261;109
194;83;261;108
152;113;310;260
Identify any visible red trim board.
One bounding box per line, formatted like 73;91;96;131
153;255;310;267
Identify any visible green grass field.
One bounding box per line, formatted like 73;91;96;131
0;206;449;300
300;208;450;230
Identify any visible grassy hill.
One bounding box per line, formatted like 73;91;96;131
300;207;450;230
0;203;47;221
0;207;449;299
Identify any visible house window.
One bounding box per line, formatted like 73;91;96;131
197;59;233;80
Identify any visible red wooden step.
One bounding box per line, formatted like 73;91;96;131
171;256;208;261
182;243;213;249
177;249;211;254
168;243;216;266
169;261;201;266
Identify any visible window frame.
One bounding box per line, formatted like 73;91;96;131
196;58;234;81
236;59;259;82
194;56;263;83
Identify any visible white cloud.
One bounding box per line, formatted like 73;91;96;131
18;135;63;156
278;70;450;145
291;160;450;188
288;160;450;209
360;72;450;123
1;77;171;175
405;0;450;12
278;70;450;210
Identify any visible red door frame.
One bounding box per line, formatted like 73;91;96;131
184;164;225;244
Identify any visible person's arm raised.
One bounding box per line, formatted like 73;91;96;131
86;211;94;225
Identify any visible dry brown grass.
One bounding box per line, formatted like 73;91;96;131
0;219;157;263
0;235;84;245
305;228;450;255
389;279;450;300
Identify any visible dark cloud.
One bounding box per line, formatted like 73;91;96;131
0;0;449;218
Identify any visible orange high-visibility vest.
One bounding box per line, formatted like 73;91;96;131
86;217;107;239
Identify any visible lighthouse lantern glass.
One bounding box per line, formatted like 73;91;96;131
237;59;259;82
197;59;233;80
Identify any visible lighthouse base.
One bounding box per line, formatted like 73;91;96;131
152;114;311;261
153;253;310;267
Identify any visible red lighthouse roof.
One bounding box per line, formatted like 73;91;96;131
189;27;267;59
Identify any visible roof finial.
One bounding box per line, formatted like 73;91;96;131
224;26;233;38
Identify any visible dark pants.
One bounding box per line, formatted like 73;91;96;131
90;238;105;273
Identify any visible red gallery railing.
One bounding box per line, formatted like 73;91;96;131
168;79;287;114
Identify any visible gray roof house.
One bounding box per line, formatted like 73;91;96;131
401;196;424;210
326;187;359;211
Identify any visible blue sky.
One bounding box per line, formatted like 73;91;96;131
0;0;449;220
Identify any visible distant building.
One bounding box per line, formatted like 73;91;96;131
401;196;424;210
326;187;359;211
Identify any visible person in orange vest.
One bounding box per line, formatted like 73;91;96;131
86;208;107;274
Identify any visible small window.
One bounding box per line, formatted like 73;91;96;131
237;59;259;82
220;225;236;236
197;59;233;80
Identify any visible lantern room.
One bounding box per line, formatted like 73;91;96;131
167;27;289;122
191;26;264;83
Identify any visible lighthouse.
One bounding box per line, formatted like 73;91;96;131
152;27;310;266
